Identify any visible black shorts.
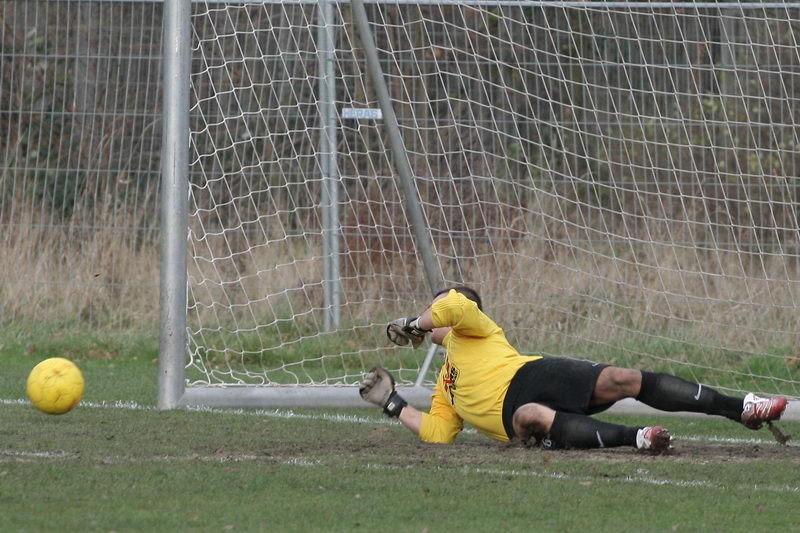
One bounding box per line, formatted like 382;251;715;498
501;357;613;439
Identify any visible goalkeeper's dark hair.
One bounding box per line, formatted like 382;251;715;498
434;286;483;311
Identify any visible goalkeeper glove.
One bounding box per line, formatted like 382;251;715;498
386;316;430;349
359;366;407;418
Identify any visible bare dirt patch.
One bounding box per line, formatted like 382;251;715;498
225;431;799;472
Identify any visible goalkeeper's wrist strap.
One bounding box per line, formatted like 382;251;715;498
383;391;408;418
409;317;431;334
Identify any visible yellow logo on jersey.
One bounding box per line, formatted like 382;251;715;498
442;359;459;405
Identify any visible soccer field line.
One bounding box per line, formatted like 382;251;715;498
364;462;800;494
2;446;798;495
3;397;796;448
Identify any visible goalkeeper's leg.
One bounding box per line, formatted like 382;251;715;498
636;371;744;421
636;371;788;429
593;367;744;422
512;403;668;450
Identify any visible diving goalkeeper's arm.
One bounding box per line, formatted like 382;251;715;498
359;366;423;434
371;305;439;434
385;305;450;347
362;299;459;441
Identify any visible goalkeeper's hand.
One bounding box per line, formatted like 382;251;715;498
386;316;430;348
359;366;407;418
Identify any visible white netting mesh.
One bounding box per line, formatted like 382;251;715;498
187;1;800;397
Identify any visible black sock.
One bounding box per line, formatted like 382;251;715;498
546;412;638;449
637;372;743;422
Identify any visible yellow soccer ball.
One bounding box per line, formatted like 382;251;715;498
26;358;85;414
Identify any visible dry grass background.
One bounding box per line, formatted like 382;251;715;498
4;188;800;343
0;191;160;330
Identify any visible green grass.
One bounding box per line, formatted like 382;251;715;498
1;329;799;532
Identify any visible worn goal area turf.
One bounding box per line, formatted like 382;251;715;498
1;339;799;532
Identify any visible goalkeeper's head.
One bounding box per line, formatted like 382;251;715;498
433;286;483;311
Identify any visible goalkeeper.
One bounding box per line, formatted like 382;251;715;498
360;287;788;451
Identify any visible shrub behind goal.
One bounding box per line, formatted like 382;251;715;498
159;1;800;409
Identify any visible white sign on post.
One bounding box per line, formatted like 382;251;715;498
341;108;383;120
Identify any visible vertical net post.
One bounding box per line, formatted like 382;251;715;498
158;0;191;410
319;0;341;331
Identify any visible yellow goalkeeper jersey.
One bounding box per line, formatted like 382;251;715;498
418;290;542;443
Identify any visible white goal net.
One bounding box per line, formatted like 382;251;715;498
181;1;800;404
